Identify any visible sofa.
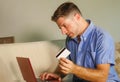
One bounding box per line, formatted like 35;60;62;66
0;40;119;82
0;40;65;82
115;42;120;78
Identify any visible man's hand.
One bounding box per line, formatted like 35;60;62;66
40;72;61;82
59;58;76;74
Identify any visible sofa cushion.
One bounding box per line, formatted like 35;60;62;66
115;42;120;78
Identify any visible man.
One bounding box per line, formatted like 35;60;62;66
40;2;120;82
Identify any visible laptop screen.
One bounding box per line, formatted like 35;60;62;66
16;57;37;82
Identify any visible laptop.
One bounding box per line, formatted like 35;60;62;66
16;48;70;82
16;57;40;82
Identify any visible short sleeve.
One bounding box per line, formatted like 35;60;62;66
95;32;115;65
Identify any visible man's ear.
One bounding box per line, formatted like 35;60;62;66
74;13;81;20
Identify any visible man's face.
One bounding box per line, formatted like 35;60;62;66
56;15;80;38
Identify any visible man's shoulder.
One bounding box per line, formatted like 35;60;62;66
92;26;112;39
90;26;114;45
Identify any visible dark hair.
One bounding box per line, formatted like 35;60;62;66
51;2;82;22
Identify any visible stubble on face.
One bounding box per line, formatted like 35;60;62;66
56;15;81;39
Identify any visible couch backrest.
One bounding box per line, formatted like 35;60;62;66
0;41;63;82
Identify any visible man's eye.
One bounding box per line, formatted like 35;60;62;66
63;25;66;28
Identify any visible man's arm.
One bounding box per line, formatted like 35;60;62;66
73;64;110;82
59;58;110;82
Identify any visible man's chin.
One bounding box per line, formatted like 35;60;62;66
69;35;76;39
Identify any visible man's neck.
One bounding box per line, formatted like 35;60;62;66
78;18;89;36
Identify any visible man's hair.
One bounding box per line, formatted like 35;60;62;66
51;2;82;22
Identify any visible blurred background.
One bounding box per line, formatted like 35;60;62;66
0;0;120;43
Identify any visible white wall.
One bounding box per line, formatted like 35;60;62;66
0;0;120;42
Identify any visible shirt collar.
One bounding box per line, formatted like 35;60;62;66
81;20;94;41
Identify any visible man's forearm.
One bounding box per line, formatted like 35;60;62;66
72;64;109;82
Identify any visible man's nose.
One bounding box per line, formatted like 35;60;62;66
61;28;67;35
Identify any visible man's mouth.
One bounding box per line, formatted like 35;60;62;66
67;33;73;37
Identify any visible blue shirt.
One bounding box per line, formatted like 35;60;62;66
66;20;120;82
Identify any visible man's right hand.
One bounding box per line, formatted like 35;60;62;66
39;72;62;82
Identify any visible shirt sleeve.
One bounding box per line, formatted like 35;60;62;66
65;36;71;60
95;32;115;66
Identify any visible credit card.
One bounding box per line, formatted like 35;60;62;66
56;48;71;59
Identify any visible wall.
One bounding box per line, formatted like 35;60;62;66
0;0;120;42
